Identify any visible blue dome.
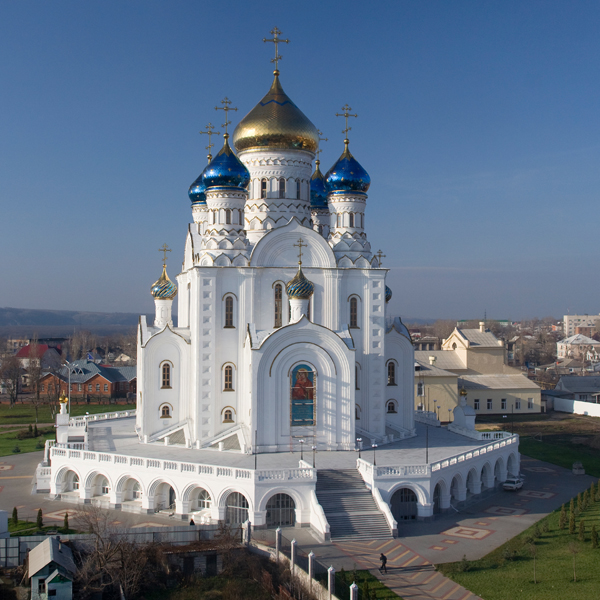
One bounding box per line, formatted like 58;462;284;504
325;141;370;195
385;285;392;304
310;161;328;209
285;267;314;300
202;134;250;190
151;265;177;300
188;165;208;205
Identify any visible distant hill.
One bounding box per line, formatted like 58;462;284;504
0;307;151;337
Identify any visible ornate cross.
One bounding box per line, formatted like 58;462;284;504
159;244;171;266
315;130;328;161
263;27;289;72
199;122;221;162
375;249;386;267
294;237;306;266
335;104;358;140
214;97;238;136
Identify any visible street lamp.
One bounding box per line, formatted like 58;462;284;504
448;408;452;423
437;405;441;420
372;443;378;467
299;439;305;461
312;445;317;468
356;437;362;459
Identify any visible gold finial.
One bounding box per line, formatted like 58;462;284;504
263;26;289;73
199;122;221;162
375;249;386;267
214;97;238;136
159;244;171;267
293;237;307;266
335;104;358;142
315;130;328;162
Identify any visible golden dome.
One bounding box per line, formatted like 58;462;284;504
232;71;319;154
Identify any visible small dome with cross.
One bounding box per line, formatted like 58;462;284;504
202;135;250;190
325;140;371;195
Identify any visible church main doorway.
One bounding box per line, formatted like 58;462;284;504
266;493;296;527
390;488;417;521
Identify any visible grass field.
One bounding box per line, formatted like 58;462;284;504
334;569;402;599
8;518;78;537
438;491;600;600
0;428;55;456
0;401;136;425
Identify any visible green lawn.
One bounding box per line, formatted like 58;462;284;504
438;492;600;600
0;402;136;425
0;429;55;456
519;437;600;478
8;518;77;537
334;569;402;599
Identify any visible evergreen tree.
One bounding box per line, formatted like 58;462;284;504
592;524;598;549
593;481;598;502
569;512;576;535
583;490;589;510
570;498;575;514
63;512;69;532
578;519;586;542
577;492;583;513
11;507;18;526
36;508;43;530
559;504;567;530
34;424;38;437
28;424;33;434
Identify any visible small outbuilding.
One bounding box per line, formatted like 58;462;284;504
28;537;76;600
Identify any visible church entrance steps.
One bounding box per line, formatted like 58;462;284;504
315;469;392;540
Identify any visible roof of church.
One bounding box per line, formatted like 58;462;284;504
458;374;540;390
325;140;371;195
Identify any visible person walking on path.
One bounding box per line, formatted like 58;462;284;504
379;552;388;574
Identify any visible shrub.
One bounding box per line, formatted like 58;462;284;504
12;507;18;526
592;524;598;549
458;555;470;572
533;524;542;539
559;504;567;530
36;509;43;530
28;424;33;434
578;519;586;542
63;512;69;532
12;444;21;453
34;424;38;437
35;440;44;450
542;520;550;533
569;512;576;535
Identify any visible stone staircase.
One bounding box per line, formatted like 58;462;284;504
315;469;392;540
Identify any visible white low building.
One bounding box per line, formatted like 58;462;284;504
38;43;520;541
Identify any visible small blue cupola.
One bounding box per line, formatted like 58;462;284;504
202;134;250;190
310;160;328;209
325;140;370;195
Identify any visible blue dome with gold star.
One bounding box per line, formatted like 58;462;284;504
202;134;250;190
188;165;209;205
310;161;328;209
385;285;392;304
325;141;370;195
285;266;314;300
151;265;178;300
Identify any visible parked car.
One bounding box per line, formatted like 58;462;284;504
503;477;524;491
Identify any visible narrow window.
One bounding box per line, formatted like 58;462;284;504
224;365;234;391
296;179;301;199
78;384;82;392
72;474;79;490
224;296;234;328
279;178;286;198
307;298;311;321
223;409;234;423
225;209;231;224
161;405;170;418
387;401;397;414
417;381;424;396
88;384;92;392
528;398;533;409
387;361;396;385
501;398;507;410
161;363;171;388
261;179;267;198
104;384;108;392
515;400;521;410
349;297;358;328
337;214;341;227
96;383;100;392
274;284;283;328
474;399;480;410
349;213;354;227
487;399;492;410
355;365;360;390
355;405;361;420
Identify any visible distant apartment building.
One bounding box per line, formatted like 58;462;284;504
556;334;600;360
563;314;600;337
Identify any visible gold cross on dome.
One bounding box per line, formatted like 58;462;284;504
199;122;221;162
159;244;171;266
315;130;328;160
263;27;289;72
214;97;238;136
375;249;386;267
294;237;307;266
335;104;358;140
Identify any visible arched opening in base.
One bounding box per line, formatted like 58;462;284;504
390;488;417;522
266;493;296;528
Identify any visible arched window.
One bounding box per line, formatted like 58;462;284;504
72;473;79;490
197;489;211;509
261;179;267;199
417;381;424;396
132;481;142;500
279;177;286;198
307;298;311;322
387;400;397;414
452;342;457;350
355;364;360;390
355;405;361;420
160;404;171;418
274;283;283;328
224;365;234;391
349;297;358;328
387;361;396;386
296;179;301;199
223;408;234;423
226;492;249;525
161;363;171;389
349;213;354;227
224;296;234;328
318;224;323;235
225;209;231;224
337;214;341;227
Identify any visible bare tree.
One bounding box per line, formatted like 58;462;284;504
28;336;46;423
568;541;580;583
431;320;456;342
0;354;22;407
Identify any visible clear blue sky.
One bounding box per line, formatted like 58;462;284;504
1;1;599;321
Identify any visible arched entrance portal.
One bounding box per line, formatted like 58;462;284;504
226;492;249;525
155;483;176;511
433;483;442;515
390;488;417;522
266;493;296;527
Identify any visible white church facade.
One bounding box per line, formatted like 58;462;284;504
38;42;520;540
